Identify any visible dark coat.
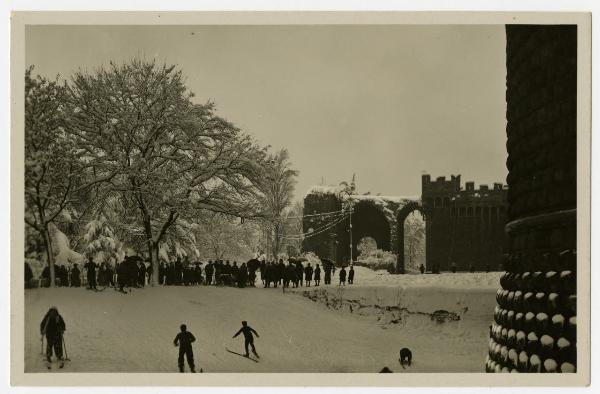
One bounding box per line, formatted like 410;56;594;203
40;309;66;338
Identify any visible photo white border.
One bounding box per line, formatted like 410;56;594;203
6;8;593;390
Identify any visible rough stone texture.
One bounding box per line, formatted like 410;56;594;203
421;174;508;273
486;25;577;373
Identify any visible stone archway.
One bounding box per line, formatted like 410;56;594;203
396;201;425;274
350;201;391;263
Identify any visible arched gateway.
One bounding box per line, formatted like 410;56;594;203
395;201;425;274
301;174;508;273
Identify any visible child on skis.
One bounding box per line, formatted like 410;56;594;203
232;321;260;358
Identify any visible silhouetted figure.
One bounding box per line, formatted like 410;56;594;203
84;258;97;290
40;306;66;364
70;264;81;287
314;264;321;286
348;265;355;284
324;264;332;285
399;348;412;367
304;263;313;287
205;262;213;285
419;264;425;274
339;266;347;286
233;321;259;358
173;324;196;373
238;263;248;288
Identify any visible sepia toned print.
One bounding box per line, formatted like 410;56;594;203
11;12;591;387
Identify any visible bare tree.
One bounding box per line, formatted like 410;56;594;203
256;149;299;259
193;212;258;262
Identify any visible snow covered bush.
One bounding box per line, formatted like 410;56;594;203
303;252;322;267
357;249;397;271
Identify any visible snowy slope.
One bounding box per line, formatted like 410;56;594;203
25;277;497;373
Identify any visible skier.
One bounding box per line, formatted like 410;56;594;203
348;265;355;285
232;321;260;358
173;323;196;373
419;263;425;274
339;266;347;286
40;306;66;367
314;263;321;286
84;257;98;290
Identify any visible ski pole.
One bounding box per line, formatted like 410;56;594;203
62;334;71;361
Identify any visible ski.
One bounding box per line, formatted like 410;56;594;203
225;348;259;363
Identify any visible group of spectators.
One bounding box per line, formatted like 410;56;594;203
25;256;358;290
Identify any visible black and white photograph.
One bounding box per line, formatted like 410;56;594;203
8;10;592;387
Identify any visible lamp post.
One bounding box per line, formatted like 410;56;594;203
349;202;353;264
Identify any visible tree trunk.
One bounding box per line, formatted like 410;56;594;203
42;225;56;287
273;223;280;259
150;241;160;286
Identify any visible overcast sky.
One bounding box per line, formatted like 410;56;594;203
26;25;508;201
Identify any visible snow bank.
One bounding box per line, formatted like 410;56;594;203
348;266;502;290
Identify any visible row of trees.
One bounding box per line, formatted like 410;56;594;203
25;59;299;287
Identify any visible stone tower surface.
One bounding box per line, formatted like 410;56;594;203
486;25;577;373
421;174;508;272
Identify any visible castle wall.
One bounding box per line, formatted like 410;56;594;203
422;175;508;272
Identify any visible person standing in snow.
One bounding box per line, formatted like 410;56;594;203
419;264;425;274
232;321;260;358
84;257;98;290
339;266;347;286
304;263;314;287
314;264;321;286
173;324;196;373
348;265;355;284
324;263;331;285
40;306;66;364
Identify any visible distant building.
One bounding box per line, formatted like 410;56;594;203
301;174;508;272
421;174;508;272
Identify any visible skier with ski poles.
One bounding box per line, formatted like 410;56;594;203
40;306;66;368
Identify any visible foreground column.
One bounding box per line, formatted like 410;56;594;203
486;25;577;373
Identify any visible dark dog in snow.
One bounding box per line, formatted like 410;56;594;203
399;348;412;367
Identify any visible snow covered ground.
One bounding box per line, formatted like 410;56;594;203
347;266;502;289
25;269;500;373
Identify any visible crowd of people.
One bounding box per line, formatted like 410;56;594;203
25;256;358;291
